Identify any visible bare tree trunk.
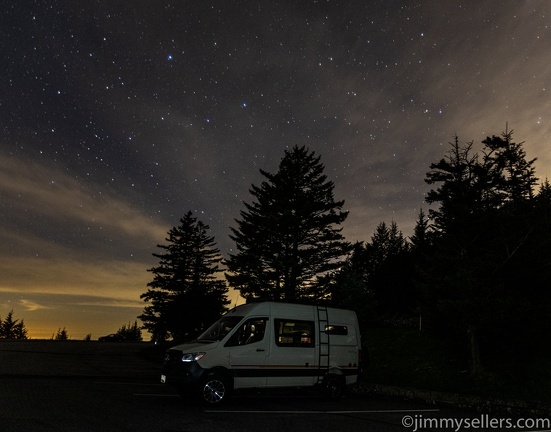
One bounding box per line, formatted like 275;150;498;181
467;325;484;377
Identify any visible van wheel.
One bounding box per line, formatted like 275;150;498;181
322;374;346;399
198;374;230;405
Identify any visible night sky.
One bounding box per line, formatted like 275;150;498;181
2;1;550;339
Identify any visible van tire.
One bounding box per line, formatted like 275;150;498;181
322;374;346;399
198;374;230;405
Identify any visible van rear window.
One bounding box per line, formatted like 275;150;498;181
274;319;315;348
324;325;348;335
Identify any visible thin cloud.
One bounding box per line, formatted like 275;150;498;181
0;154;168;246
0;256;151;301
19;299;53;312
75;299;144;309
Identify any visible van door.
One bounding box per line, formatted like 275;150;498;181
266;318;317;388
227;317;269;388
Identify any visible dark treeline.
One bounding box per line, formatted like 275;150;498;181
141;133;550;378
333;130;551;377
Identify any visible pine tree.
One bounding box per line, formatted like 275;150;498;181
226;146;351;301
365;222;414;319
422;131;539;377
503;179;551;357
116;321;143;342
139;211;229;342
410;209;431;252
366;221;409;272
0;310;29;340
15;319;28;339
480;129;538;205
425;136;481;233
53;327;69;340
331;242;375;327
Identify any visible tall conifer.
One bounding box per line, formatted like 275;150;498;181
226;146;350;301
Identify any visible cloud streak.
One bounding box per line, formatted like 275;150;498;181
19;299;53;312
0;256;150;300
0;153;170;261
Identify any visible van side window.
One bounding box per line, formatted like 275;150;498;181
275;319;315;348
324;325;348;335
226;318;267;346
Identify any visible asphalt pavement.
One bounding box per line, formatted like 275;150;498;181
0;340;548;432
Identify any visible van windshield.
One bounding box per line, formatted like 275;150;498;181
197;316;243;342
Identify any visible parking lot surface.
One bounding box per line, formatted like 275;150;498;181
0;340;501;432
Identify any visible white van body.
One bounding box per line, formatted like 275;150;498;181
161;301;361;404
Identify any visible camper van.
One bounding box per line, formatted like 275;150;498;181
161;301;362;404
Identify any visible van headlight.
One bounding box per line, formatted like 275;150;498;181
181;352;206;362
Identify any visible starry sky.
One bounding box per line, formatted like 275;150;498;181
1;1;550;339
